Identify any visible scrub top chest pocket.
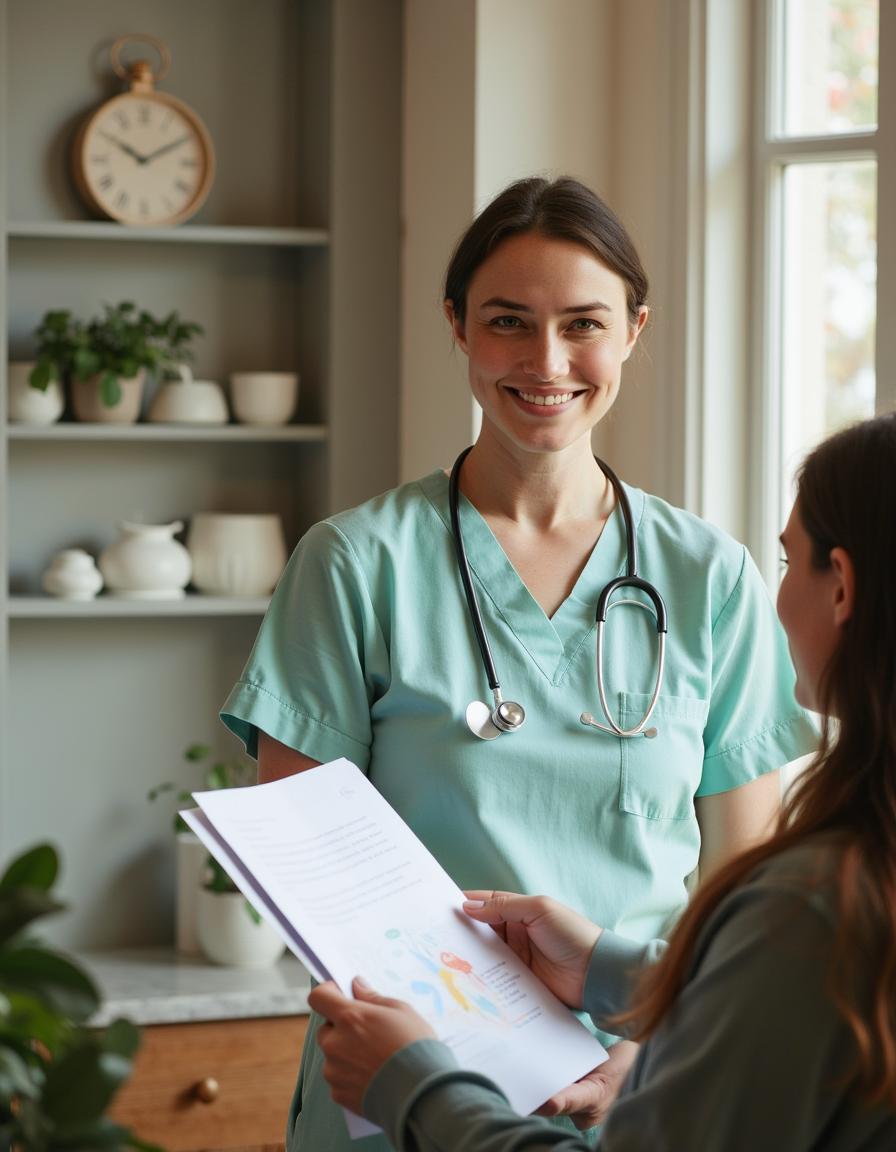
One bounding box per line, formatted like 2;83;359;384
619;694;709;820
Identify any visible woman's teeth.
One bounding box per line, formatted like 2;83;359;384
517;390;575;406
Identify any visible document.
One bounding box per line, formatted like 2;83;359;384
182;758;607;1139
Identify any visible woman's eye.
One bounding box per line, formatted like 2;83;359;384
491;316;523;329
570;318;601;332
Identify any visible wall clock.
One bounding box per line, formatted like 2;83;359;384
72;33;215;227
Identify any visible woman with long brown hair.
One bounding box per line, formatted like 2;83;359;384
309;412;896;1150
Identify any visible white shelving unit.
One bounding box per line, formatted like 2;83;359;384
0;0;401;949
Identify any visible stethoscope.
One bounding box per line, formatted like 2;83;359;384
449;446;668;742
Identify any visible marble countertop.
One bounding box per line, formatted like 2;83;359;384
76;947;312;1027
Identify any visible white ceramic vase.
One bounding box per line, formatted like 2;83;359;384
176;832;208;955
8;360;65;425
187;513;287;597
196;888;286;968
99;520;192;599
41;549;104;600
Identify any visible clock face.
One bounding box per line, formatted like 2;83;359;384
75;92;214;226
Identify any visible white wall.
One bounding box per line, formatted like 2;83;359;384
402;0;627;483
401;0;710;507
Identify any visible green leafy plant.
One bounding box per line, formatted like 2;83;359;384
29;303;203;407
0;842;157;1151
148;743;258;915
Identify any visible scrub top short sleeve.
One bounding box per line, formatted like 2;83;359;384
220;520;387;768
698;547;812;796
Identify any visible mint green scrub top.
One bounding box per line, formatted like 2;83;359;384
220;470;817;1151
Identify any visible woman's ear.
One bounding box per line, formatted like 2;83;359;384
444;300;468;354
622;305;649;362
829;546;855;627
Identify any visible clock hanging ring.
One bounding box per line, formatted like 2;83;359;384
72;33;215;227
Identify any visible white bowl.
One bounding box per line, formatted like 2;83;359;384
147;379;229;424
229;372;299;426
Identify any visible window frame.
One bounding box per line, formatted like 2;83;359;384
750;0;893;583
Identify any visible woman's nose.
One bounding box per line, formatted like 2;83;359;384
523;332;568;381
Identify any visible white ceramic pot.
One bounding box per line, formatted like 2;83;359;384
72;370;145;424
147;365;229;425
99;520;192;599
196;888;286;968
229;372;299;426
187;513;287;597
176;832;208;955
7;360;64;425
41;549;104;600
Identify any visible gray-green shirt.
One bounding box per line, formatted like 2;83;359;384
364;842;894;1151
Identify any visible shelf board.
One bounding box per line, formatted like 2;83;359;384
6;221;330;248
7;595;271;619
6;423;328;443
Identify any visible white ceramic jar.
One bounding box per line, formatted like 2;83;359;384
41;549;104;600
147;364;229;425
187;513;287;597
99;520;192;599
7;361;64;425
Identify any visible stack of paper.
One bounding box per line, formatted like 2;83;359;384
183;758;606;1138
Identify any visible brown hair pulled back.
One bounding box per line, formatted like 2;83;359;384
618;412;896;1108
443;176;649;328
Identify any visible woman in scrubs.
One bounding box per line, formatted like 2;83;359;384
309;412;896;1152
221;176;816;1149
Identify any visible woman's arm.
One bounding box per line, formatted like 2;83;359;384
695;769;780;880
257;731;320;782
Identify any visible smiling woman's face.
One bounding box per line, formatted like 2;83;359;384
447;231;646;457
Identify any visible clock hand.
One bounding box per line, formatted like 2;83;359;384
98;130;147;164
142;134;192;164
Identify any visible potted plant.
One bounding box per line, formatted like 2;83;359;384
28;302;203;425
0;842;155;1151
149;744;285;969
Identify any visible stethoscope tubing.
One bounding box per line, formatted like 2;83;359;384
450;446;668;739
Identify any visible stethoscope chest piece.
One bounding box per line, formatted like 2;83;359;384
466;697;526;741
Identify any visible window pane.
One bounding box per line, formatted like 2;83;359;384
780;160;876;510
780;0;878;135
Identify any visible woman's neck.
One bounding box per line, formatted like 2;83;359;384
458;432;613;530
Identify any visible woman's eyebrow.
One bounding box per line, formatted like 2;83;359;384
479;296;612;313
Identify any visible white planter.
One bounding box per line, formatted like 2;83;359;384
196;888;286;968
7;360;64;424
99;520;192;599
176;832;208;955
187;512;287;597
41;549;104;600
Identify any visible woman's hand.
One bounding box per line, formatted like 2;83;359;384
309;977;436;1116
535;1041;639;1129
463;891;602;1009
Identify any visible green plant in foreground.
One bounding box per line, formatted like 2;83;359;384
0;843;158;1151
29;302;203;407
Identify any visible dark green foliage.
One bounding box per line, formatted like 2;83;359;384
0;844;159;1151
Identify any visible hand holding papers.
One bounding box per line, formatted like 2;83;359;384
182;758;607;1137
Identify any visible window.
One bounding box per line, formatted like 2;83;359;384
754;0;887;579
